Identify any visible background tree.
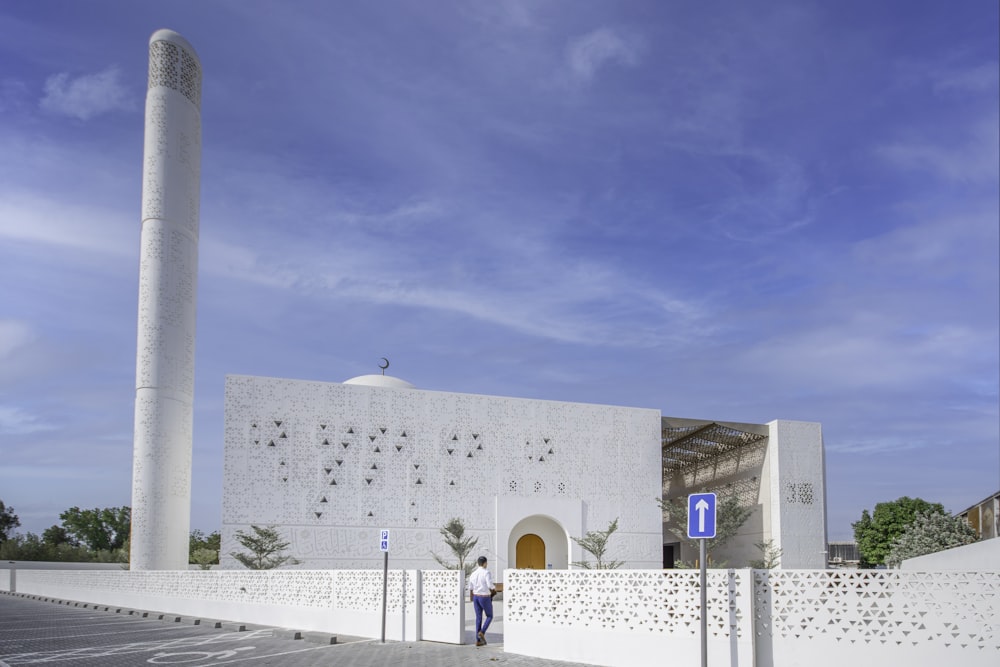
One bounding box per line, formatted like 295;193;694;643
230;525;301;569
0;533;45;560
0;499;20;542
42;525;78;548
659;494;754;566
0;508;130;563
189;529;221;565
1;530;93;562
572;517;624;569
59;506;131;552
852;497;944;567
885;510;979;567
431;517;479;575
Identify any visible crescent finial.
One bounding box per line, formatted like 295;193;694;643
378;357;390;375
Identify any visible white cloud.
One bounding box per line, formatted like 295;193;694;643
0;405;56;435
0;192;134;256
40;66;134;120
877;114;999;185
567;27;642;81
0;320;34;360
931;62;999;94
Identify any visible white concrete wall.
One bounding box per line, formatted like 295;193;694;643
222;375;663;573
755;570;999;667
504;568;755;667
766;420;826;568
0;561;123;570
8;567;996;665
900;537;1000;571
503;568;1000;667
5;569;464;644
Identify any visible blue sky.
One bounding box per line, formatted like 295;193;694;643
0;1;996;543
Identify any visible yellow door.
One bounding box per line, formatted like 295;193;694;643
516;533;545;569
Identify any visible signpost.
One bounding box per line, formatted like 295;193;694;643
687;493;717;667
379;530;389;643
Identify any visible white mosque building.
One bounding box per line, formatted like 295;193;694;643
127;29;827;576
219;371;827;574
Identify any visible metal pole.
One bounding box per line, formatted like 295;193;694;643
380;550;388;643
700;539;707;667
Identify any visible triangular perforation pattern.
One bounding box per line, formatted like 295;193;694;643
753;570;1000;653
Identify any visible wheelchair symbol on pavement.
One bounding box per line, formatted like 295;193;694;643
148;646;255;663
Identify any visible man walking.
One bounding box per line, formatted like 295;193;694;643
468;556;497;646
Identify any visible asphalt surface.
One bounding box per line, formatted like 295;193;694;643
0;593;592;667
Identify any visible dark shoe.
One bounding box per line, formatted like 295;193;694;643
477;631;487;645
476;639;485;646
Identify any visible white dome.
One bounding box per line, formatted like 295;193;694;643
342;374;415;389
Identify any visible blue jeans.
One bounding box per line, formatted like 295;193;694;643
473;595;494;635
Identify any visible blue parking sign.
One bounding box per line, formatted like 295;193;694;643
380;529;390;552
687;493;717;538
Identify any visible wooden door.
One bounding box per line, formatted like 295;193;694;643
516;533;545;569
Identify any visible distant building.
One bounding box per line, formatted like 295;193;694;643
826;541;860;568
956;490;1000;540
220;373;828;574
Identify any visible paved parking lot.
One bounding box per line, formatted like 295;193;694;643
0;593;590;667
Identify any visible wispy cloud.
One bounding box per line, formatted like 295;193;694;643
40;66;134;120
0;192;135;256
0;405;57;435
566;27;642;82
877;115;1000;185
0;320;35;359
930;61;999;94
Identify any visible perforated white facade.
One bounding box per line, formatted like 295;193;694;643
130;29;203;571
221;375;664;574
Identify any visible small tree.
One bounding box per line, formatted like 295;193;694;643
190;529;221;566
431;517;479;575
230;525;301;569
885;510;979;567
749;539;783;569
192;548;218;570
572;518;624;569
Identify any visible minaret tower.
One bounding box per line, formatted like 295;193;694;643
130;29;202;570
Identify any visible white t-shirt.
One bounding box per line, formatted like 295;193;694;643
468;566;495;596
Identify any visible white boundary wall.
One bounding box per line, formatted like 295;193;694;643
755;570;999;666
7;567;998;664
504;569;1000;667
900;537;1000;570
5;569;464;644
504;569;754;667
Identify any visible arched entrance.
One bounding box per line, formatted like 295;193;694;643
506;514;569;570
516;533;545;569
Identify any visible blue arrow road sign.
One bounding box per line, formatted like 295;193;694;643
687;493;717;538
